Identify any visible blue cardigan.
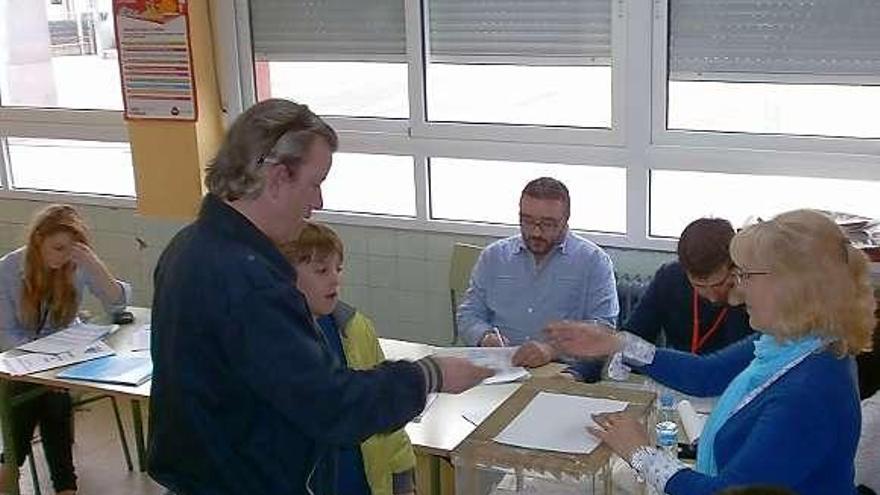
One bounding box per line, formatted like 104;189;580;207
641;336;860;495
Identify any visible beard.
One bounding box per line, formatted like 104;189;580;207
525;235;556;256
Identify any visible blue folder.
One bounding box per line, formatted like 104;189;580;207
57;355;153;386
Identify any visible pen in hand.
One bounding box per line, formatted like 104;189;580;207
491;326;506;348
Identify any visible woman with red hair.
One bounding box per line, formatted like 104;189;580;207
0;204;131;495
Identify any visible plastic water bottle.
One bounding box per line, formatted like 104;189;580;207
655;390;679;457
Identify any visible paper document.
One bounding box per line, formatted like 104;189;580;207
679;394;716;414
461;403;498;426
131;324;151;351
494;392;629;454
17;323;118;354
413;393;438;423
433;347;530;385
58;355;153;386
3;341;115;376
677;399;708;443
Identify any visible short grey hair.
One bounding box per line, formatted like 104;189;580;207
205;99;338;201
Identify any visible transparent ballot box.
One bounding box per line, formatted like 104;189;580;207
451;379;655;494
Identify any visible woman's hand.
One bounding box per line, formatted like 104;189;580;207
543;320;622;358
70;242;102;272
588;412;652;461
71;242;124;303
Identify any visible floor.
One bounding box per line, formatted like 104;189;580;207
3;398;164;495
4;397;652;495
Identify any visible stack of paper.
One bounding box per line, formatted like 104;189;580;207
494;392;629;454
16;323;118;354
433;346;530;384
130;324;151;351
3;342;116;376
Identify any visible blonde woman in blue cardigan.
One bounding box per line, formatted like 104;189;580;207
546;209;875;495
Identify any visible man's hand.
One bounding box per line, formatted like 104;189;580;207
433;357;493;393
543;320;622;358
511;341;554;368
479;330;508;347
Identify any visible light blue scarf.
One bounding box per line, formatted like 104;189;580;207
695;333;824;475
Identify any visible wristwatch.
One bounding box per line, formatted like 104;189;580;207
629;445;656;479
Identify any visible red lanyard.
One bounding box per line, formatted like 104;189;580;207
691;289;729;354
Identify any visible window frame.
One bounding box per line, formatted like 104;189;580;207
0;0;135;208
0;106;135;208
221;0;880;252
650;0;880;156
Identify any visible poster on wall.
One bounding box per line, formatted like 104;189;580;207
113;0;198;121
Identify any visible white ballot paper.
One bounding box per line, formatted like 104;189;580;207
130;324;151;351
3;341;116;376
432;346;530;384
17;323;117;354
494;392;629;454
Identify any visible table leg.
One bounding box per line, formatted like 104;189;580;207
603;460;613;494
131;399;147;472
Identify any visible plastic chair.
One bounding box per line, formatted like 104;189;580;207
448;242;483;344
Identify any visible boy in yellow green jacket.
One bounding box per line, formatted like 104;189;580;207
281;221;416;495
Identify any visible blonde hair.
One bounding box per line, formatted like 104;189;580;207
20;205;90;331
730;209;875;356
279;221;344;266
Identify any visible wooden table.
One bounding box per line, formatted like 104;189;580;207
452;378;656;495
0;316;570;495
380;339;569;495
0;307;152;495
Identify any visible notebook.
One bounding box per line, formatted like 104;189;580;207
57;355;153;386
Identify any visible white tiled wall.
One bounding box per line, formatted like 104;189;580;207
0;198;673;344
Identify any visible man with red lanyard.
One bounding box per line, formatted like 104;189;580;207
622;218;754;355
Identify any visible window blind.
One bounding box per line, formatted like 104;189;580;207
250;0;612;65
669;0;880;82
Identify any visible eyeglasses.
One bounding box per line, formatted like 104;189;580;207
732;268;771;285
519;215;564;232
689;269;733;290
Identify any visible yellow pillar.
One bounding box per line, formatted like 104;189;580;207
126;0;224;220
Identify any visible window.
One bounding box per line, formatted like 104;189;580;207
229;0;880;249
6;138;134;197
650;170;880;238
0;0;133;199
250;0;409;118
259;62;408;118
665;0;880;138
2;0;122;111
430;158;625;233
425;0;612;127
322;153;415;216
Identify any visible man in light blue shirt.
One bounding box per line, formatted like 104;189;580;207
457;177;619;369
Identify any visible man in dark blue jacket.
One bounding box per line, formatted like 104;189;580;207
624;218;753;355
148;99;491;495
566;218;754;381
